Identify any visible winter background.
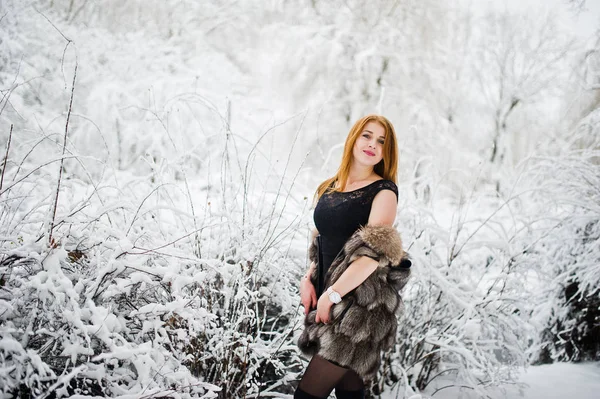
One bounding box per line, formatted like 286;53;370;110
0;0;599;398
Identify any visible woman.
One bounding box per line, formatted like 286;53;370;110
295;115;411;399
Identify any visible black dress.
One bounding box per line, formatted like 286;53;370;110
313;179;398;296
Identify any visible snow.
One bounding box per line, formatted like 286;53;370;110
509;362;600;399
384;362;600;399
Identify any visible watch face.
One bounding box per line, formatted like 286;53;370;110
329;291;341;304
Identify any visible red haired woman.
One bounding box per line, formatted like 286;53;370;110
295;115;412;399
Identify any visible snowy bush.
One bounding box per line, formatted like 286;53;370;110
0;119;310;398
380;113;600;395
377;180;532;397
525;112;600;364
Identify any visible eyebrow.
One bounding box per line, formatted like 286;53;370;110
363;129;385;139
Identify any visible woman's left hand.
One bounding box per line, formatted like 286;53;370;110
315;293;333;324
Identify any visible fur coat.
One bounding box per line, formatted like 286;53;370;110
298;225;412;381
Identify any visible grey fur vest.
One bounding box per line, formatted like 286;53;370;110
298;225;412;381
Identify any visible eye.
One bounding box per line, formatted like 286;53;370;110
378;139;385;145
362;133;370;138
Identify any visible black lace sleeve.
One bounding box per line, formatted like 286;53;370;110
370;179;398;200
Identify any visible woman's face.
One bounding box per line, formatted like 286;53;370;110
352;121;385;168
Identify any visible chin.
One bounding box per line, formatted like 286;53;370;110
362;160;382;168
366;156;383;166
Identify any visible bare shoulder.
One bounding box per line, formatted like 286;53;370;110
368;189;397;226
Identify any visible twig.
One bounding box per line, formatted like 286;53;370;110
242;114;299;236
261;111;307;249
11;129;60;181
0;155;79;197
34;6;72;42
131;222;221;254
0;124;12;195
48;63;77;246
0;56;23;119
37;364;88;399
125;183;171;236
33;6;74;89
0;11;8;25
431;384;476;397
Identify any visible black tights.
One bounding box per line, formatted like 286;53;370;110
294;355;365;399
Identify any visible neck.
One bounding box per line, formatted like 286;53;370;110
347;163;374;184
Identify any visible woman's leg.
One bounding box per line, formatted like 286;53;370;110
294;355;350;398
334;368;365;399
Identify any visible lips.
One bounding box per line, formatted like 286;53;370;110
363;150;375;156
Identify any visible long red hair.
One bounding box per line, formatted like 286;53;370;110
315;114;398;201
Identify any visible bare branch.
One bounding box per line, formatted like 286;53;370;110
33;6;74;89
48;62;77;246
0;124;13;195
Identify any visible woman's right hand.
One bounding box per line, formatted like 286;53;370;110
299;276;317;315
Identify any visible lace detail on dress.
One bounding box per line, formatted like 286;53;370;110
318;179;398;208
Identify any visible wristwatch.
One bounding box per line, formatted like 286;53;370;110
327;287;342;304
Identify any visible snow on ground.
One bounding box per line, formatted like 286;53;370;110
381;362;600;399
503;362;600;399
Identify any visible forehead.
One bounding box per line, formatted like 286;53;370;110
363;121;385;136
